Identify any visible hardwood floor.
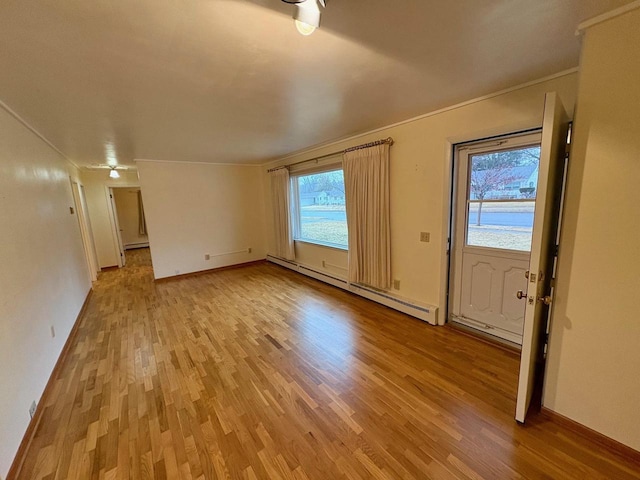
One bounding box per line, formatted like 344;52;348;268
16;248;640;479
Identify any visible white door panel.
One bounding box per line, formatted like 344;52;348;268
467;260;492;312
515;92;569;423
460;252;529;336
108;187;126;267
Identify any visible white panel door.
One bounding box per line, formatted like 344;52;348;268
108;187;126;267
71;181;99;282
515;92;569;423
450;132;542;345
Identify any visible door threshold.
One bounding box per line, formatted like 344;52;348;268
450;314;523;345
448;321;522;354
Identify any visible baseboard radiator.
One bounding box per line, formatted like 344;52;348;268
267;255;438;325
124;242;150;250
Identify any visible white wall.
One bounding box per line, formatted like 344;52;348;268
113;187;149;248
81;169;141;268
263;73;578;320
137;161;267;279
0;107;90;477
544;9;640;451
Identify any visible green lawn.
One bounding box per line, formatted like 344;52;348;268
298;206;533;251
468;225;532;251
300;221;348;247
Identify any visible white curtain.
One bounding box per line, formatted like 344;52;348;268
343;143;391;290
270;168;295;260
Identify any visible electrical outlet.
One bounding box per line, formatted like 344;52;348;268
247;247;252;254
204;254;210;260
393;279;401;290
50;326;55;338
420;232;430;243
29;401;37;418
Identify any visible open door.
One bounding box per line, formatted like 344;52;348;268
71;181;99;281
515;92;569;422
108;187;126;267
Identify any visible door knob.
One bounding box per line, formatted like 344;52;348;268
516;290;526;300
538;295;552;305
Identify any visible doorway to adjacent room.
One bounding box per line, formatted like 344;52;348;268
107;186;149;267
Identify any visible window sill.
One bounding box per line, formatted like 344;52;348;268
294;239;348;252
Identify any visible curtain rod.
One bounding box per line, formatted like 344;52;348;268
267;137;394;173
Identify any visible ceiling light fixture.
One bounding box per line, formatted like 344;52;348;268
295;19;317;36
282;0;326;36
109;166;120;179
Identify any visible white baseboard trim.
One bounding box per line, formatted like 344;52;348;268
267;255;439;325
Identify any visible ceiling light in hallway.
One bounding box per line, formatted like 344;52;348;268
282;0;326;35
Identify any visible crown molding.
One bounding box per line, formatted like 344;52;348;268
262;68;579;168
576;1;640;36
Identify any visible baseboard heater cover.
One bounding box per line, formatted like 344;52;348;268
267;255;438;325
124;242;150;250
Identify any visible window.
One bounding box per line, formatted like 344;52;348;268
466;145;541;252
291;168;348;248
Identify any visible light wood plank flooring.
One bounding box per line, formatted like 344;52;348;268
17;248;640;479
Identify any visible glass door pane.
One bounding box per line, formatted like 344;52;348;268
466;145;541;252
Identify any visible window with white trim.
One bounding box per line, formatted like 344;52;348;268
291;167;348;249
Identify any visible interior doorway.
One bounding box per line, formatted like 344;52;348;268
449;131;542;346
107;186;149;267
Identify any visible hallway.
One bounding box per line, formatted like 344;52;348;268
15;250;640;479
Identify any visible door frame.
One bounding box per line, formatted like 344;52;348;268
448;131;542;345
440;127;543;328
105;184;141;268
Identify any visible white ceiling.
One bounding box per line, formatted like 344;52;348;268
0;0;632;167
